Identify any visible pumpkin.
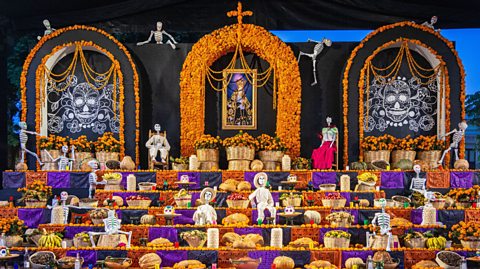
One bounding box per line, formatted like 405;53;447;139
350;162;367;170
273;256;295;269
140;214;157;225
359;199;370;207
454;159;469;170
222;213;249;225
345;258;365;269
393;159;413;170
237;181;252;191
139;253;162;269
120;156;136;170
303;210;321;224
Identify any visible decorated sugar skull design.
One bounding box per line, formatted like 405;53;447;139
0;247;6;257
364;76;437;132
287;175;297;182
164;205;175;214
180;175;189;183
72;83;100;125
284;206;295;214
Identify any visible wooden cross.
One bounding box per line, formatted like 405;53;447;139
227;1;253;25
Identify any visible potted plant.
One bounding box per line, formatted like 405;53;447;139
39;134;69;170
170;156;189;170
323;230;351;248
402;230;427;248
450;221;480;249
18;180;52;207
194;134;221;170
222;131;259;170
0;218;27;247
446;185;480;208
256;134;287;170
415;135;445;168
391;135;417;163
69;135;93;170
360;134;395;163
94;132;121;163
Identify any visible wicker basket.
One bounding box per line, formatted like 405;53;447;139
405;237;427;248
138;182;156;191
259;151;284;162
461;239;480;249
228;160;251;170
262;161;279;170
30;251;56;269
172;163;189;170
391;150;416;163
197;149;220;162
431;199;446;209
319;184;336;191
282;197;303;207
364;150;391;163
105;178;123;191
417;150;441;168
91;218;105;225
226;147;255;161
331;219;351;227
5;235;23;247
25;199;47;207
73;237;92;248
324;237;350;248
369;235;400;249
226;199;249;208
199;161;219;170
322;198;346;209
175;195;192;207
126;199;151;207
74;152;94;170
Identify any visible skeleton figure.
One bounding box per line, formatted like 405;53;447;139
37;19;55;40
88;210;132;248
18;122;43;166
284;206;295;214
439;121;468;164
60;191;69;224
43;145;75;170
410;164;426;194
146;124;171;164
421;16;439;31
88;160;104;198
249;173;276;224
193;188;217;225
164;205;175;214
370;198;392;251
297;38;332;86
137;21;178;49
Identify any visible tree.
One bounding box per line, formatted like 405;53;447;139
466;91;480;126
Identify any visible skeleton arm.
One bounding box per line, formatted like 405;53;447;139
23;130;41;136
441;129;457;139
136;31;155;46
42;149;61;162
163;136;171;151
307;38;322;43
145;136;155;149
162;30;177;44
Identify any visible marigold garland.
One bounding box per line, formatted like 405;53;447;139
20;25;140;165
342;21;466;166
179;23;301;157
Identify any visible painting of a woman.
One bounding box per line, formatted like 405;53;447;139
222;70;257;129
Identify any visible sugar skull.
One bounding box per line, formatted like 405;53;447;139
60;191;69;201
284;206;295;214
72;83;100;125
180;175;189;183
287;175;297;182
383;79;411;122
164;205;175;214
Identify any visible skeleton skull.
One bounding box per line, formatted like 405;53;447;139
72;83;100;125
154;124;161;132
164;205;175;214
383;79;411;122
413;164;421;175
287;175;297;182
204;191;213;202
258;175;265;186
180;175;189;183
284;206;295;214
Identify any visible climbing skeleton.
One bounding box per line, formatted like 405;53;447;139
43;145;75;170
18;122;43;166
369;198;392;251
297;38;332;86
136;21;178;49
421;16;439;31
88;210;132;248
438;120;468;164
37;19;55;40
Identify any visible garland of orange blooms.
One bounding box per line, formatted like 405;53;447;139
34;41;125;161
179;23;301;157
19;25;140;164
357;38;448;161
342;21;466;166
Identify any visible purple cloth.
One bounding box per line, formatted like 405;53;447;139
156;250;187;267
332;209;359;224
252;208;279;224
411;209;423;224
66;250;96;265
177;172;201;190
191;192;200;204
2;172;25;188
18;208;44;228
342;251;373;268
249;251;279;269
271;192;280;203
234;227;263;235
451;172;474;188
174;209;195;224
244;172;258;189
148;227;178;242
65;226;93;239
312;172;337;188
319;227;348;243
115;209;123;221
380;172;404;189
47;172;70;188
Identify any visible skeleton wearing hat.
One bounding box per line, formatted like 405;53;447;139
249;172;276;224
193;187;217;225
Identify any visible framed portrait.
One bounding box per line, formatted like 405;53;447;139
222;69;257;130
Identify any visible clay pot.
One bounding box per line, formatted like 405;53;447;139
120;156;136;170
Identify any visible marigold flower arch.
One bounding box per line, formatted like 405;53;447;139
179;23;302;157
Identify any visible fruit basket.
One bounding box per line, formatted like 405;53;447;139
126;195;152;207
30;251;56;269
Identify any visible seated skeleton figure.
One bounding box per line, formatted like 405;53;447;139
146;124;170;169
88;210;132;248
193;188;217;225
